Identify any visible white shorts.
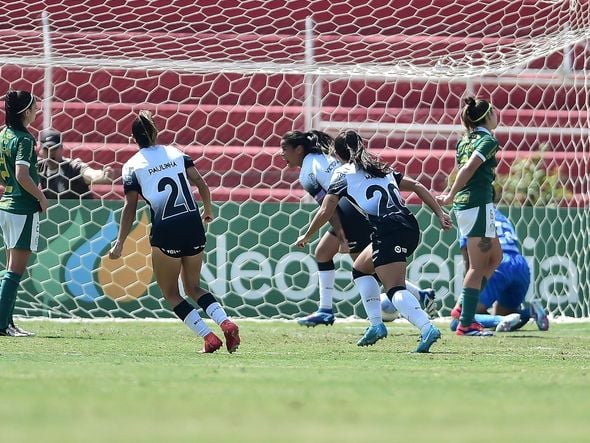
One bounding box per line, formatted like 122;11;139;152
0;211;40;252
455;203;496;239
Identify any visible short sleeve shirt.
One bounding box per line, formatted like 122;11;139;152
299;153;341;204
0;127;41;214
327;164;416;231
453;128;498;210
122;145;204;250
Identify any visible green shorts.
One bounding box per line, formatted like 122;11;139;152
0;210;40;252
455;203;496;239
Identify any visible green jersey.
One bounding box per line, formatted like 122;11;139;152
0;127;41;214
453;129;498;210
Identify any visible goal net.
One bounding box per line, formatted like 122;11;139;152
1;0;589;320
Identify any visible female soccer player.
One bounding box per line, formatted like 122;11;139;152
109;111;240;353
281;131;437;327
0;90;48;337
296;130;452;352
436;97;503;336
450;206;548;333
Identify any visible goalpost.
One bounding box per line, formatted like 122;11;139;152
0;0;588;320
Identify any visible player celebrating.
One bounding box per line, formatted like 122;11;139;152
437;97;503;336
296;130;452;352
0;90;48;337
109;110;240;354
280;130;437;327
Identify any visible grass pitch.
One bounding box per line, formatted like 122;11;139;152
1;319;589;443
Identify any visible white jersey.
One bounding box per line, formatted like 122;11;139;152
327;163;417;231
299;153;340;203
122;145;205;251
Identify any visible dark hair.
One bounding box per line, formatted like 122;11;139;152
4;89;35;131
461;97;493;131
281;130;333;155
132;110;158;148
334;130;391;178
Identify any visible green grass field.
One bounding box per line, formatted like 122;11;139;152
1;319;589;443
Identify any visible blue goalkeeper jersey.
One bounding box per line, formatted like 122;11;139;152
459;208;521;255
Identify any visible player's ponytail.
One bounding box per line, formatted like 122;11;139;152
307;130;333;154
334;130;391;178
461;96;492;131
281;130;333;156
132;110;158;148
4;89;35;132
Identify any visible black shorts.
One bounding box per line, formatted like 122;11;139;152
329;198;371;254
158;244;205;258
369;214;420;267
151;213;206;258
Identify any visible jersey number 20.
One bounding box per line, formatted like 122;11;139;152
366;183;404;217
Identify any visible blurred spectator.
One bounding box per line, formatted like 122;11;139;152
38;130;114;199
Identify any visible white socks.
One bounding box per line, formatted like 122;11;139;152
391;289;431;334
205;302;228;325
184;309;212;338
354;275;382;326
318;269;335;311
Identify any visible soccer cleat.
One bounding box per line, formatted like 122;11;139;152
418;289;438;317
297;310;335;327
495;313;522;332
9;323;35;337
201;332;223;353
220;319;241;353
450;304;462;320
456;322;494;337
449;318;459;332
357;323;388;347
0;326;26;337
529;299;549;331
416;324;442;353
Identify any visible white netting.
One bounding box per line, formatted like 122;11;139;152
0;0;588;319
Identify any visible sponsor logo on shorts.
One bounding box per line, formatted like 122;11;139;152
394;245;407;254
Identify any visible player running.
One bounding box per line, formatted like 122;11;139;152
109;110;240;354
296;130;452;352
280;130;438;327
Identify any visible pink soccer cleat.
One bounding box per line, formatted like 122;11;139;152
220;319;241;353
201;332;223;353
456;322;493;337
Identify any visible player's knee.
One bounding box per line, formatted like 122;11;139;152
351;267;370;280
315;245;336;262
